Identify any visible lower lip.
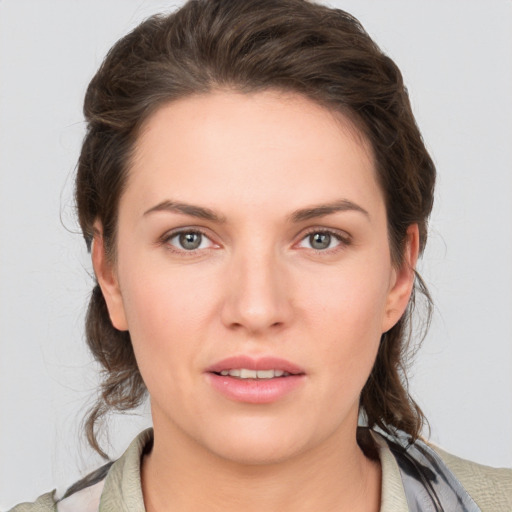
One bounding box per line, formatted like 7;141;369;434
206;373;305;403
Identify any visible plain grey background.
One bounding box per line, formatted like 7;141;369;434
1;0;511;508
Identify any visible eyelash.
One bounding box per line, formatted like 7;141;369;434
296;227;352;254
159;228;218;255
158;227;351;255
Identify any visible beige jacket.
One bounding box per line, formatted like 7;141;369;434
9;429;512;512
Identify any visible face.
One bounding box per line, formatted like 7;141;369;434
95;90;417;465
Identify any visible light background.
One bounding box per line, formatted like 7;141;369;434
1;0;511;508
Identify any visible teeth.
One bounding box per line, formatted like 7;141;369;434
218;369;290;379
240;369;257;378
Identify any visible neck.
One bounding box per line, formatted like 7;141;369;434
142;420;381;512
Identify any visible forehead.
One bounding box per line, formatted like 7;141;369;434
125;90;381;217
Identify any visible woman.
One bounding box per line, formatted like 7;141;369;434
9;0;511;511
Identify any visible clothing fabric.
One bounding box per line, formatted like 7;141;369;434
9;428;512;512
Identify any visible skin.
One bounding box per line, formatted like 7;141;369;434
93;90;419;511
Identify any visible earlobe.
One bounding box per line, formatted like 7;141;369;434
91;222;128;331
382;224;420;333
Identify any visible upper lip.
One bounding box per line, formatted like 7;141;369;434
205;355;305;375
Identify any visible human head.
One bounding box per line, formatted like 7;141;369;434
76;0;435;456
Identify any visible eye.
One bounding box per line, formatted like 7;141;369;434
165;230;215;251
297;230;348;251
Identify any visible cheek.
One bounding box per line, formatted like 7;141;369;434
117;258;222;373
302;258;391;333
297;258;391;379
119;277;200;412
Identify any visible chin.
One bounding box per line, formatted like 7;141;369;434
196;415;318;467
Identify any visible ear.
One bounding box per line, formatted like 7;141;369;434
91;221;128;331
381;224;420;333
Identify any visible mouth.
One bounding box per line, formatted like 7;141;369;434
205;356;305;403
205;355;305;378
213;368;294;379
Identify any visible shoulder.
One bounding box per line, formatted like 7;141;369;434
7;429;152;512
369;428;512;512
7;491;57;512
432;445;512;512
7;471;108;512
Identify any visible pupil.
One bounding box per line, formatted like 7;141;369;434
310;232;330;250
179;232;201;250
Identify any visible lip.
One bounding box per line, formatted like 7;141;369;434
205;355;305;375
204;355;306;404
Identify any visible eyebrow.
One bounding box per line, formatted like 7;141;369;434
143;198;369;224
290;199;370;222
143;200;226;223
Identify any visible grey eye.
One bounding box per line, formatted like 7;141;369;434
309;232;332;250
166;230;215;252
179;232;203;250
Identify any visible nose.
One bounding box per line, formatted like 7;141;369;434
220;244;293;335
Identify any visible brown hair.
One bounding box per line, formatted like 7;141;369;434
76;0;435;457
